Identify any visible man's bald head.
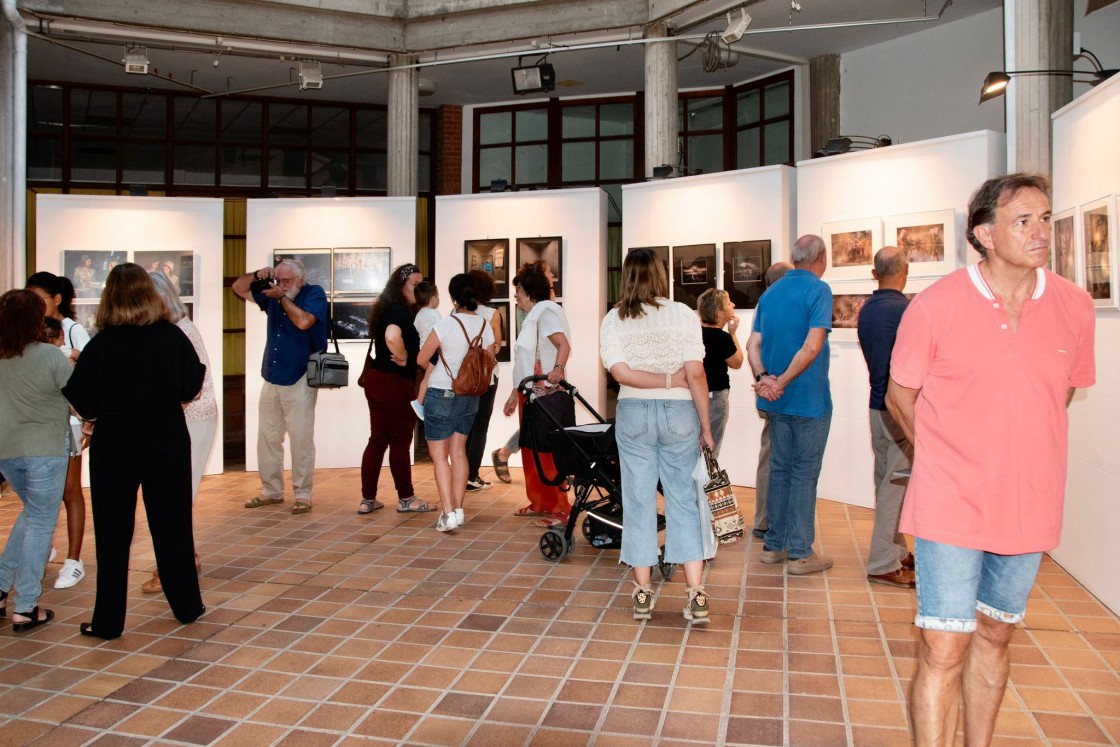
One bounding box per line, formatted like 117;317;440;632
872;246;908;290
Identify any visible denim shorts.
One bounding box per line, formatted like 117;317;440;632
914;537;1043;632
423;388;479;441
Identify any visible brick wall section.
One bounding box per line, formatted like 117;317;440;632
436;105;463;195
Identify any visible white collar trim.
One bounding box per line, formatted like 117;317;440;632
968;263;1046;301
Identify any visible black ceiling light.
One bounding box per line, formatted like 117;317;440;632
979;48;1117;103
511;56;555;96
813;135;892;158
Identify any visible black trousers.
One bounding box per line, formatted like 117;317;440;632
465;379;499;480
88;414;203;637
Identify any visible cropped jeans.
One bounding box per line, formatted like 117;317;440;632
0;455;67;613
708;389;730;460
762;410;832;560
615;399;710;568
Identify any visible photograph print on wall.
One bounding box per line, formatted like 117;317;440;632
274;249;332;292
671;243;717;310
723;240;771;310
73;303;99;336
1081;196;1116;308
331;298;375;340
333;247;391;295
517;236;563;298
465;239;510;299
1051;208;1077;284
135;250;195;297
63;250;127;299
822;218;880;281
494;303;511;363
883;209;957;278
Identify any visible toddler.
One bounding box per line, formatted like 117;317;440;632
410;281;441;420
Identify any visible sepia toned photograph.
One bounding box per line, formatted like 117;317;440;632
1081;197;1115;307
135;250;195;297
331;298;375;340
1051;209;1077;283
832;293;870;329
466;239;510;299
896;223;945;263
517;236;563;298
724;240;771;310
73;303;99;336
63;250;127;299
822;218;881;281
494;303;511;363
671;243;717;310
274;249;332;291
884;209;957;278
831;230;874;267
333;247;391;295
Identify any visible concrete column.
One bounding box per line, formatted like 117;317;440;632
1011;0;1072;176
809;54;840;157
0;24;14;288
387;52;418;197
643;21;677;178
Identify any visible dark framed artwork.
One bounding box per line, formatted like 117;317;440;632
465;239;510;299
671;243;717;310
333;247;391;295
628;246;671;296
494;303;511;363
63;250;127;299
1051;209;1077;284
1081;196;1116;308
135;250;195;297
274;249;332;291
723;240;771;310
517;236;563;298
331;298;375;340
184;302;194;321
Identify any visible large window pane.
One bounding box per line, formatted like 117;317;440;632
515;108;548;141
419;112;433;152
737;89;760;126
174;98;216;140
173;145;215;185
221;100;262;142
27;136;62;180
28;86;64;133
419;153;431;193
268;147;307;187
311;149;349;187
269;103;307;146
687;97;723;131
515;144;547;184
562;106;595;138
688;134;722;175
600;140;633;181
479;147;511;187
122;143;165;183
600;103;634;137
71;89;117;137
737;128;761;169
71;139;117;182
122;93;166;138
764;81;790;118
312;106;349;146
356;109;388;149
479;111;511;145
221;146;262;186
562;141;594;182
763;120;791;165
356;152;387;190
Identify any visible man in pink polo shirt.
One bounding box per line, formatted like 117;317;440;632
886;173;1095;747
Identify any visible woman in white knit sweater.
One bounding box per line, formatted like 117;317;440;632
600;248;715;625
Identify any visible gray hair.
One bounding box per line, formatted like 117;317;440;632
765;261;794;286
148;271;187;322
873;246;909;278
791;234;826;266
277;258;306;280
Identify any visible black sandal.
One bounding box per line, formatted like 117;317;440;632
80;622;118;640
12;606;54;633
0;590;7;618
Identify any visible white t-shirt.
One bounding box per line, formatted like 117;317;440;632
414;307;441;348
428;312;495;391
61;317;92;434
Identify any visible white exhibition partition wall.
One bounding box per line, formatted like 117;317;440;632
795;130;1006;507
434;188;608;467
1051;74;1120;615
245;197;417;471
35;194;226;482
622;165;796;487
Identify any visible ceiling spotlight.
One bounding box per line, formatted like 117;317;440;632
978;47;1117;103
720;8;752;44
124;46;150;75
418;78;437;96
511;62;555;95
299;60;323;90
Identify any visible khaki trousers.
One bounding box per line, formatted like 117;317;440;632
258;376;318;501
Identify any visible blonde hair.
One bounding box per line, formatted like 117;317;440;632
96;263;170;328
697;288;729;325
615;248;668;320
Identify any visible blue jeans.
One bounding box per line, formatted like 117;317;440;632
615;399;710;567
0;456;68;613
424;388;480;441
763;411;832;560
708;389;730;460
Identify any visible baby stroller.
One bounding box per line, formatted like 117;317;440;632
518;375;675;580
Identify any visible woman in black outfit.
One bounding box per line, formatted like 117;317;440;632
358;263;433;514
62;263;206;640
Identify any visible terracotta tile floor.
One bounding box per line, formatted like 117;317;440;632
1;465;1118;746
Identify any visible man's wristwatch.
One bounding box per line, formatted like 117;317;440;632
755;370;770;383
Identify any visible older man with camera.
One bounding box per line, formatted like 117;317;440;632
233;259;327;515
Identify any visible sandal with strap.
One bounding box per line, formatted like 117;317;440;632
397;497;434;513
12;606;54;633
514;505;547;517
357;499;384;514
0;590;7;618
291;500;312;515
244;495;283;509
492;449;512;483
141;571;162;594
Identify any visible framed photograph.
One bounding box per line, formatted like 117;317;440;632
184;302;194;321
628;246;671;295
1051;208;1078;284
274;249;332;291
465;239;510;299
1081;196;1117;308
672;244;717;310
517;236;563;298
822;218;880;281
134;250;195;297
63;250;127;299
73;302;99;336
494;303;511;363
333;247;391;295
723;240;771;310
331;298;375;340
883;209;957;278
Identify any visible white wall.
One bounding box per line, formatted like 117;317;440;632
795;130;1006;508
434;188;608;467
841;7;1006;146
35;194;225;480
244;197;417;472
1050;73;1120;616
622;165;795;487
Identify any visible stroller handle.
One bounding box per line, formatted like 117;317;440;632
517;374;576;397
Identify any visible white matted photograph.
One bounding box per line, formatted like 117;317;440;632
274;249;332;291
135;250;195;297
822;218;880;281
333;247;391;295
1051;208;1078;285
73;302;99;336
1080;196;1117;308
63;250;127;299
883;209;957;278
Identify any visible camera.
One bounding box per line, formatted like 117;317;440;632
250;276;277;293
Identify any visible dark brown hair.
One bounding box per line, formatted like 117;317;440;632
514;265;551;303
368;263;420;340
0;289;47;359
96;263;170;328
614;248;668;320
467;269;496;305
966;173;1051;257
413;280;437;310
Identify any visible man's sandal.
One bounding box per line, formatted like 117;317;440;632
291;500;312;515
357;499;384;514
397;497;434;513
244;495;282;509
492;449;512;483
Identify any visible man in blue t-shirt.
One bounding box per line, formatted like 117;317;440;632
746;234;834;575
857;246;915;589
233;259;328;515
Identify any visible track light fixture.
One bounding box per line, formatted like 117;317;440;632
720;8;752;44
978;48;1117;103
299;60;323;90
123;46;150;75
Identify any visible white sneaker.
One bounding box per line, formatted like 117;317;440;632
436;512;458;532
410;400;425;421
54;559;85;589
455;508;465;525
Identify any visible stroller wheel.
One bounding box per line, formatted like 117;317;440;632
581;516;592;542
540;529;570;562
658;547;676;581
